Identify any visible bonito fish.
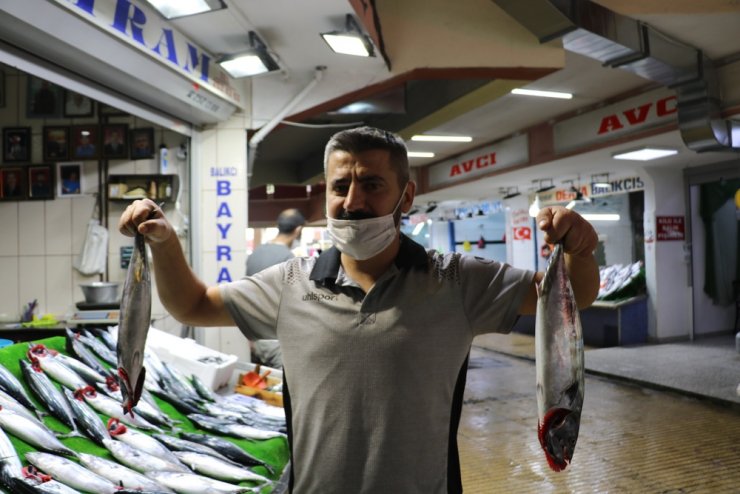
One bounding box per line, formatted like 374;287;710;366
25;452;119;494
535;243;584;472
117;232;151;415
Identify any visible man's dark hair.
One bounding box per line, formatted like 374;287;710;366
277;208;306;234
323;126;409;187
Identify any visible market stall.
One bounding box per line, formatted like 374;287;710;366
0;330;289;493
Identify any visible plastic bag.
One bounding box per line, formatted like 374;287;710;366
73;219;109;275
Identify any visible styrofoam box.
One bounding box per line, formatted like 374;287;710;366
145;327;238;391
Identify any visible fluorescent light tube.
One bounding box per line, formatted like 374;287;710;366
411;135;473;142
612;147;678;161
407;151;435;158
412;222;425;236
511;88;573;99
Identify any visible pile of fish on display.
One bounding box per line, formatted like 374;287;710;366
597;261;644;301
0;326;287;494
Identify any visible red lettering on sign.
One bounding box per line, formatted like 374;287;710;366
656;95;677;116
597;95;677;135
449;153;496;177
623;103;652;125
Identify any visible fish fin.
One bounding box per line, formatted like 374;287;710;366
57;430;84;440
133;366;146;406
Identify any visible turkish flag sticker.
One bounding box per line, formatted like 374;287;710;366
513;227;531;240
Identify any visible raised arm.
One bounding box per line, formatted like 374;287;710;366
118;199;235;327
518;206;600;315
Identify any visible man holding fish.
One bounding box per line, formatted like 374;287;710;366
119;126;599;493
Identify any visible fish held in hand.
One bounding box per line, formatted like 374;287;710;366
117;232;151;416
535;243;584;472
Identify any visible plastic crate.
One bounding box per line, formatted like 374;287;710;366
145;327;238;391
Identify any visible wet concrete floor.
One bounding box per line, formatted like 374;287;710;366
458;345;740;493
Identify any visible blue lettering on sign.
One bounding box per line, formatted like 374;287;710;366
216;223;231;239
151;28;178;64
210;167;238;176
217;245;232;261
214;177;235;284
69;0;95;15
217;180;231;196
216;202;232;218
111;0;147;46
183;43;211;82
217;267;232;283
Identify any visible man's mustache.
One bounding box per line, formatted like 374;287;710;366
337;210;375;220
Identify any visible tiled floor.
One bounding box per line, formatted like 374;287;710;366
458;333;740;493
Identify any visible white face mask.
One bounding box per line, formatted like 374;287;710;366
327;184;407;260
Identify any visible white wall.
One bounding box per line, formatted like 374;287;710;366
642;166;692;341
0;67;189;329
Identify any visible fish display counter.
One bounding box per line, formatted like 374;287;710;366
0;332;290;493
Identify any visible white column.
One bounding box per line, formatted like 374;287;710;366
505;195;537;271
642;166;691;341
191;112;250;362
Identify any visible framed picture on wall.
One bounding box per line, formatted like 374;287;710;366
70;125;100;160
63;90;95;118
0;167;26;200
130;127;155;160
43;126;70;161
57;162;83;197
2;127;31;162
99;103;128;117
102;124;128;159
28;165;54;200
26;76;64;118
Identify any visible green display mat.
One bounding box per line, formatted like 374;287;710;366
0;336;289;492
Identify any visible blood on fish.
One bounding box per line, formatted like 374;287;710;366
538;407;573;472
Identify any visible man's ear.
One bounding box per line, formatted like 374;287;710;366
402;181;417;213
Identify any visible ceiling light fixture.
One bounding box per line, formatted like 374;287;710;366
410;135;473;143
502;187;521;200
612;147;678;161
218;31;280;78
145;0;225;19
511;88;573;99
425;202;438;214
535;178;555;193
321;14;375;57
407;151;435;158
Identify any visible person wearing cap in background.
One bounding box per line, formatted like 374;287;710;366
245;208;306;368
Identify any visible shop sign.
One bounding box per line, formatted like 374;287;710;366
428;134;528;188
554;88;677;153
210;166;239;283
53;0;244;109
656;216;685;241
589;176;645;196
533;175;644;205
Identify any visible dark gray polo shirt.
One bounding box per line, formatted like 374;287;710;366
221;235;534;493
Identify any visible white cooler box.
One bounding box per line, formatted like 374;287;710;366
145;327;238;391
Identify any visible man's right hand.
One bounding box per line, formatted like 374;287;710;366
118;199;174;244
